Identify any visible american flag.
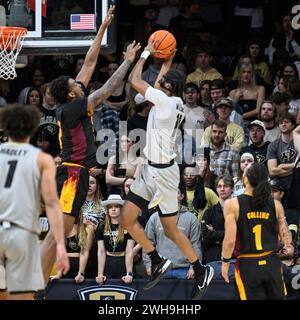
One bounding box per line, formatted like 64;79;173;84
70;14;95;30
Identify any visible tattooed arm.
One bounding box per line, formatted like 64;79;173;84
76;5;115;87
87;41;141;111
275;200;292;246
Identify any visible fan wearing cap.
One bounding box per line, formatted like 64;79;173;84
95;194;135;285
210;79;244;127
201;98;244;152
267;112;297;191
240;120;270;166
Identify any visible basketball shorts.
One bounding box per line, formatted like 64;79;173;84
235;254;287;300
0;225;44;293
56;164;89;217
127;162;179;216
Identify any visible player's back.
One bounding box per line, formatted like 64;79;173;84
0;142;41;234
236;194;278;256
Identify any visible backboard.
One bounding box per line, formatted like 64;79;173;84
0;0;116;55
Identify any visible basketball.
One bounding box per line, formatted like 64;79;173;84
148;30;177;59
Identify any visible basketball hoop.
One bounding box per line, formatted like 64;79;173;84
0;27;27;80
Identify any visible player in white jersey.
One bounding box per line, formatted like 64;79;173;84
0;104;69;300
121;43;214;300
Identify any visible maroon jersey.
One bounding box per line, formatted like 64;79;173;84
56;97;97;168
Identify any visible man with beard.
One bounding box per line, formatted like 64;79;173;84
240;120;270;166
267;112;297;191
205;119;239;178
259;101;280;143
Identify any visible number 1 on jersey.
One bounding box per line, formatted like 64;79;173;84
4;160;18;188
252;224;263;250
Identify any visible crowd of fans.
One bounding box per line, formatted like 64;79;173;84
0;0;300;297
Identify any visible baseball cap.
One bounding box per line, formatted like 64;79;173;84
134;93;147;105
215;98;233;109
248;120;266;132
269;179;285;192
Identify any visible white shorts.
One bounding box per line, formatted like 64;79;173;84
0;224;45;293
129;162;179;216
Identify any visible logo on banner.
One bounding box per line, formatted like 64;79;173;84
78;285;137;300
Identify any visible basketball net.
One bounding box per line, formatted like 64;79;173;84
0;27;27;80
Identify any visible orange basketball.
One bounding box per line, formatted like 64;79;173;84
148;30;177;59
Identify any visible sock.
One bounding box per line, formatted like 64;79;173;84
191;259;205;275
148;249;162;266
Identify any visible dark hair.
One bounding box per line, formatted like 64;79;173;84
279;62;299;80
210;79;225;90
184;82;199;93
25;87;43;105
162;69;186;98
278;112;296;127
0;104;41;139
245;163;271;209
50;75;71;104
269;92;289;105
215;175;234;189
199;80;211;90
212;119;227;131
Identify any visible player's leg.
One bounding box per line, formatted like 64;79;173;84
121;199;154;253
41;214;75;283
41;165;89;283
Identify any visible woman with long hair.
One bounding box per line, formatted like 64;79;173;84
229;63;265;122
106;134;143;196
95;194;135;284
221;163;292;300
74;175;105;283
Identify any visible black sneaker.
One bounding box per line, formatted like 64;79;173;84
143;258;173;290
191;265;214;300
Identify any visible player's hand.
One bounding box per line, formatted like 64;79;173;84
144;40;161;56
221;262;230;283
102;4;115;28
165;49;177;61
55;243;70;275
124;41;142;63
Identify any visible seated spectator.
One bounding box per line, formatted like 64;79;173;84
25;87;43;108
203;120;240;178
106;134;143;196
195;147;217;193
202;176;234;263
270;178;299;245
142;187;202;279
74;175;105;283
233;153;255;197
186;45;222;86
267;112;297;191
183;164;218;222
182;82;205;163
229;62;265;122
259;101;281;143
240;120;270;166
199;80;212;108
270;91;289;115
201;98;244;152
95;194;135;284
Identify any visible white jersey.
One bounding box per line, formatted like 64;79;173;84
0;142;41;234
144;86;184;163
